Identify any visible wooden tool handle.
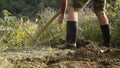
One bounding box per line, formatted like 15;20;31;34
33;11;61;42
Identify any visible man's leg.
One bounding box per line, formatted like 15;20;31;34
93;0;111;47
58;0;90;49
58;7;78;49
95;12;110;47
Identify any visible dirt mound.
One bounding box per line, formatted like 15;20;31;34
1;40;120;68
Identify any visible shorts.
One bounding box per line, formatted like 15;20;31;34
69;0;106;12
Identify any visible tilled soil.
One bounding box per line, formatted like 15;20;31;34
1;40;120;68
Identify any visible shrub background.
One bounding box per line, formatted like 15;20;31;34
0;0;120;48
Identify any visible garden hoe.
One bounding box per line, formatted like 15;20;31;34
23;10;61;46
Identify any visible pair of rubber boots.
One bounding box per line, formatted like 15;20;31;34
58;21;110;49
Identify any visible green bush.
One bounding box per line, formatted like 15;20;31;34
0;8;66;48
107;0;120;47
36;7;66;43
1;4;120;48
77;9;102;41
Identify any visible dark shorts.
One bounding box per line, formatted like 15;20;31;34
69;0;106;12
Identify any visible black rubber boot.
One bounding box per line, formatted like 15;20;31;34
58;21;77;49
99;25;111;47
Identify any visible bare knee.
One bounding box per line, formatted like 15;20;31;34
95;11;109;25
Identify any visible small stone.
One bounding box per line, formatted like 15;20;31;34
100;50;105;53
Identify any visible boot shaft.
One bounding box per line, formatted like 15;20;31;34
100;25;110;44
66;21;78;46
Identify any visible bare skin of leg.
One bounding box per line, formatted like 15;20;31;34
67;7;109;26
67;8;109;25
67;7;78;22
95;12;109;25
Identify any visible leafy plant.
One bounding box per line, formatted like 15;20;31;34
107;0;120;47
77;8;102;41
